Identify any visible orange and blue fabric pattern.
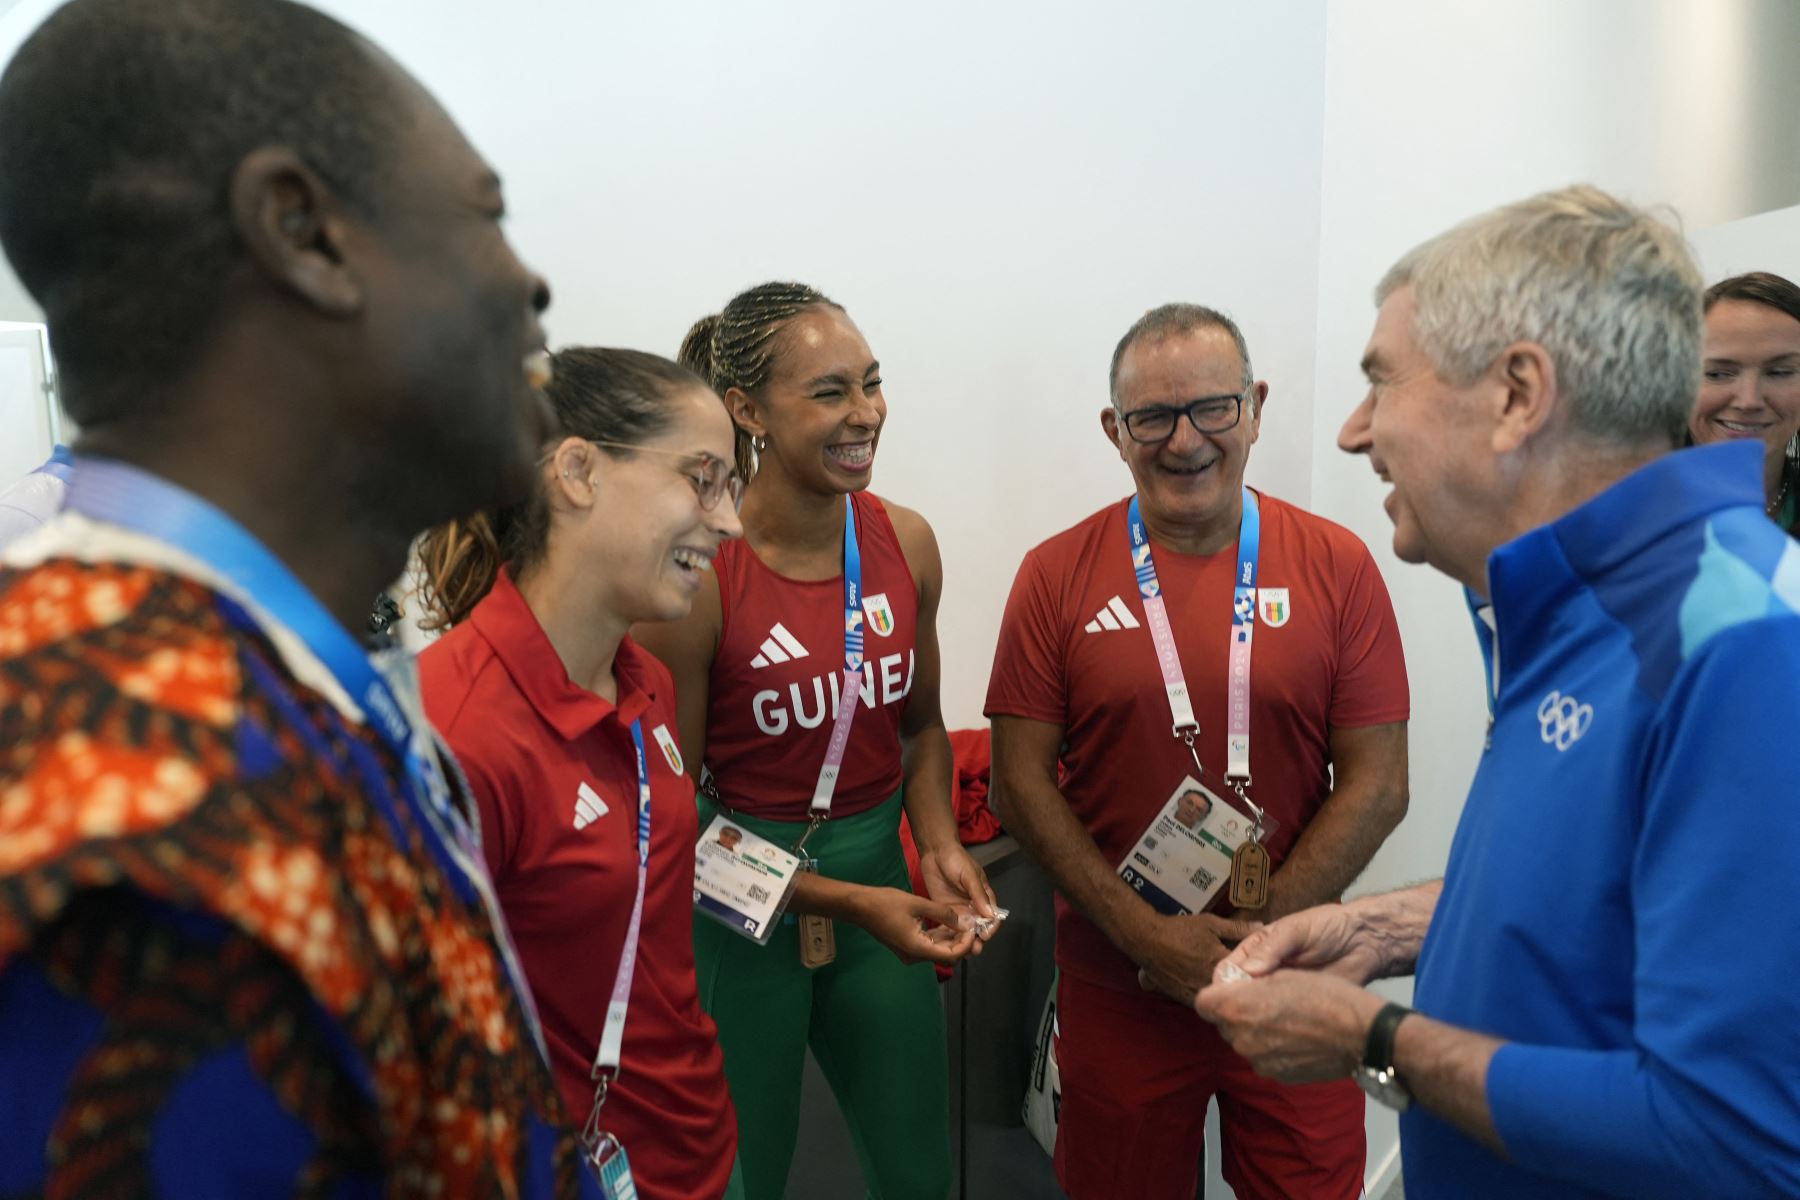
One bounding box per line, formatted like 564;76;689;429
0;559;596;1198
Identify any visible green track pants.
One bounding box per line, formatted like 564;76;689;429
695;789;952;1200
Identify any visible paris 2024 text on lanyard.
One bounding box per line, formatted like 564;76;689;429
578;720;651;1198
1116;487;1276;917
786;494;867;968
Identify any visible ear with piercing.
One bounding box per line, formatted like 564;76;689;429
555;440;600;489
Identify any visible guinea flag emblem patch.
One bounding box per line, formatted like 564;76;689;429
652;723;684;775
862;593;895;637
1257;587;1291;628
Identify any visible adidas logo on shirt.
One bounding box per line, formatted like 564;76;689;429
1084;595;1142;634
751;622;810;669
574;781;609;830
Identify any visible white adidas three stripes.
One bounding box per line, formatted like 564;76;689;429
1083;595;1142;634
751;622;811;668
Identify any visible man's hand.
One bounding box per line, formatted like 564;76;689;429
1212;902;1386;986
1194;969;1385;1083
854;887;978;966
1131;912;1262;1005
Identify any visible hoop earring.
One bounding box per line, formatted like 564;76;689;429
1788;430;1799;465
753;435;767;453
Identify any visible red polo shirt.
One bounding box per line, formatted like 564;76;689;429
985;493;1409;991
420;571;735;1200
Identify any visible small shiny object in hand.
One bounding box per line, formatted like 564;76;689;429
960;907;1011;935
1216;961;1252;985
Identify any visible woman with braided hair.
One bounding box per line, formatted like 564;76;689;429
414;348;747;1200
634;282;997;1199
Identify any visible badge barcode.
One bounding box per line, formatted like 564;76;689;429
1189;866;1215;892
747;883;770;904
1142;835;1158;852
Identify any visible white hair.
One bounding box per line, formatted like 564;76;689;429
1377;184;1703;445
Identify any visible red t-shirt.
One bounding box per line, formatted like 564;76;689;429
704;492;917;819
985;493;1409;990
420;572;735;1200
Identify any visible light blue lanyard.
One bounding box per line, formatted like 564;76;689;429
583;719;651;1144
33;444;74;484
806;495;864;818
63;455;547;1051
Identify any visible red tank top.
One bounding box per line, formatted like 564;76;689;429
705;491;918;820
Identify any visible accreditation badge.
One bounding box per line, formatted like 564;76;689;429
693;813;802;944
1118;776;1275;915
588;1133;637;1200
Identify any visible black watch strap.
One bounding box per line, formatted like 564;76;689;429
1362;1002;1413;1071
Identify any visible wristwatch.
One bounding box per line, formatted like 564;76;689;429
1355;1001;1414;1111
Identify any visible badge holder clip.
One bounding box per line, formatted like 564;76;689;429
1178;725;1205;777
582;1069;638;1199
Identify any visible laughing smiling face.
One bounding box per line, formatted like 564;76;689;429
1691;297;1800;497
1104;325;1262;541
579;386;743;624
1339;285;1500;588
734;304;885;495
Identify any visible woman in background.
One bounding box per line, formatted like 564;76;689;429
635;281;993;1200
416;348;745;1200
1689;271;1800;533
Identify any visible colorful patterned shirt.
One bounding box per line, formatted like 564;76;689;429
0;513;598;1198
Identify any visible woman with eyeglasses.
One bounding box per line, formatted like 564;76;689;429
415;348;746;1200
1688;271;1800;534
632;282;996;1200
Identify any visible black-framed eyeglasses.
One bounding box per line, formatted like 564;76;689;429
1119;393;1247;444
588;441;745;511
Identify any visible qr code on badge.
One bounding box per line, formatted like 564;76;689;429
1142;835;1158;853
747;883;770;904
1189;866;1215;892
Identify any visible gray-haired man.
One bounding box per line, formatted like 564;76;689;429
1198;185;1800;1199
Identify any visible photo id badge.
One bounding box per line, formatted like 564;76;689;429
1118;776;1278;916
588;1134;637;1200
693;813;802;945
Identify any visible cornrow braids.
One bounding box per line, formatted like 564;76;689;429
679;281;843;481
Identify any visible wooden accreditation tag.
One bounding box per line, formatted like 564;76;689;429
795;858;837;968
1229;840;1270;909
798;913;836;968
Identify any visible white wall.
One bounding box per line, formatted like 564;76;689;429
0;3;39;324
292;0;1332;729
1311;2;1800;1189
0;0;1331;730
0;251;33;324
1692;201;1800;282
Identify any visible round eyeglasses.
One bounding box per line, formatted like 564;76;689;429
586;441;745;511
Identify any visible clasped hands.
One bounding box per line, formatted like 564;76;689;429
1136;904;1389;1084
